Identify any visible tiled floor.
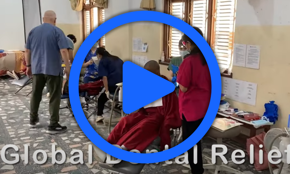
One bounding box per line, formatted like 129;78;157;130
0;77;270;174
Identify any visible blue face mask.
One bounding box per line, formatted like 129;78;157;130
180;50;190;59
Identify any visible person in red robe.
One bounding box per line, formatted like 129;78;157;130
107;60;181;152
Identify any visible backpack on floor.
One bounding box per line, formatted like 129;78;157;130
246;132;274;171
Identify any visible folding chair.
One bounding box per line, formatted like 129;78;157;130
78;80;104;119
60;94;74;117
13;76;33;96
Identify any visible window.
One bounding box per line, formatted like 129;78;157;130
83;0;106;47
163;0;237;73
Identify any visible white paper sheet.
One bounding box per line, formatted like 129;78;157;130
222;77;233;99
144;98;163;109
133;38;143;52
132;38;138;52
246;45;260;69
137;39;143;52
233;44;247;67
222;77;257;106
140;56;148;67
243;81;257;105
132;55;148;67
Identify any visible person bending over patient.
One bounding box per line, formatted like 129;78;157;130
96;47;123;123
107;60;181;152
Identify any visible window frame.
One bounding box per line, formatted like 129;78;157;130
82;0;105;47
162;0;235;76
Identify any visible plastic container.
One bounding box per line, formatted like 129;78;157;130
161;51;165;62
263;101;278;123
0;49;4;53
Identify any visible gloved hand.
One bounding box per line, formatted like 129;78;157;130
171;64;179;75
172;76;177;84
105;91;110;99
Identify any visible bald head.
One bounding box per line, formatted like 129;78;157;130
43;10;57;25
144;60;160;75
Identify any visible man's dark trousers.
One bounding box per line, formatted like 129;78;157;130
30;74;62;126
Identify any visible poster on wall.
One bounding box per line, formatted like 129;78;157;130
233;44;247;67
132;38;143;52
246;45;260;69
132;55;148;67
222;77;257;106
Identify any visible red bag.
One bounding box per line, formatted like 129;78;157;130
246;132;270;171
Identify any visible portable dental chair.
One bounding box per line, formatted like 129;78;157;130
97;129;182;174
98;82;182;174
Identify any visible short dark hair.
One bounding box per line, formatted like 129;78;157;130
67;34;77;43
144;60;160;75
96;47;120;61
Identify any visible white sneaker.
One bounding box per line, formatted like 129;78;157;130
121;145;128;150
12;71;19;80
96;116;104;123
7;71;16;79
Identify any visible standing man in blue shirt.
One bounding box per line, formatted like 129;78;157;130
25;10;71;134
47;34;76;98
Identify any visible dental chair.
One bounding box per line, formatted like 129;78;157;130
98;83;181;173
97;134;182;174
99;138;160;174
96;128;182;174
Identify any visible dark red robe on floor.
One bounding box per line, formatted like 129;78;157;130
107;76;181;152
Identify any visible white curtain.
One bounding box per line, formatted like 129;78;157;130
23;0;42;42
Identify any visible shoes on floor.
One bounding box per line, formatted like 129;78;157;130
7;71;17;79
30;118;40;128
96;116;104;123
12;71;19;80
46;123;67;134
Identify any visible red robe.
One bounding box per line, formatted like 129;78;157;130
107;76;181;152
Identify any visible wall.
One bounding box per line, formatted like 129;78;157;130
105;0;170;76
40;0;83;55
130;0;168;76
104;0;131;60
0;0;25;50
231;0;290;128
0;0;82;53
